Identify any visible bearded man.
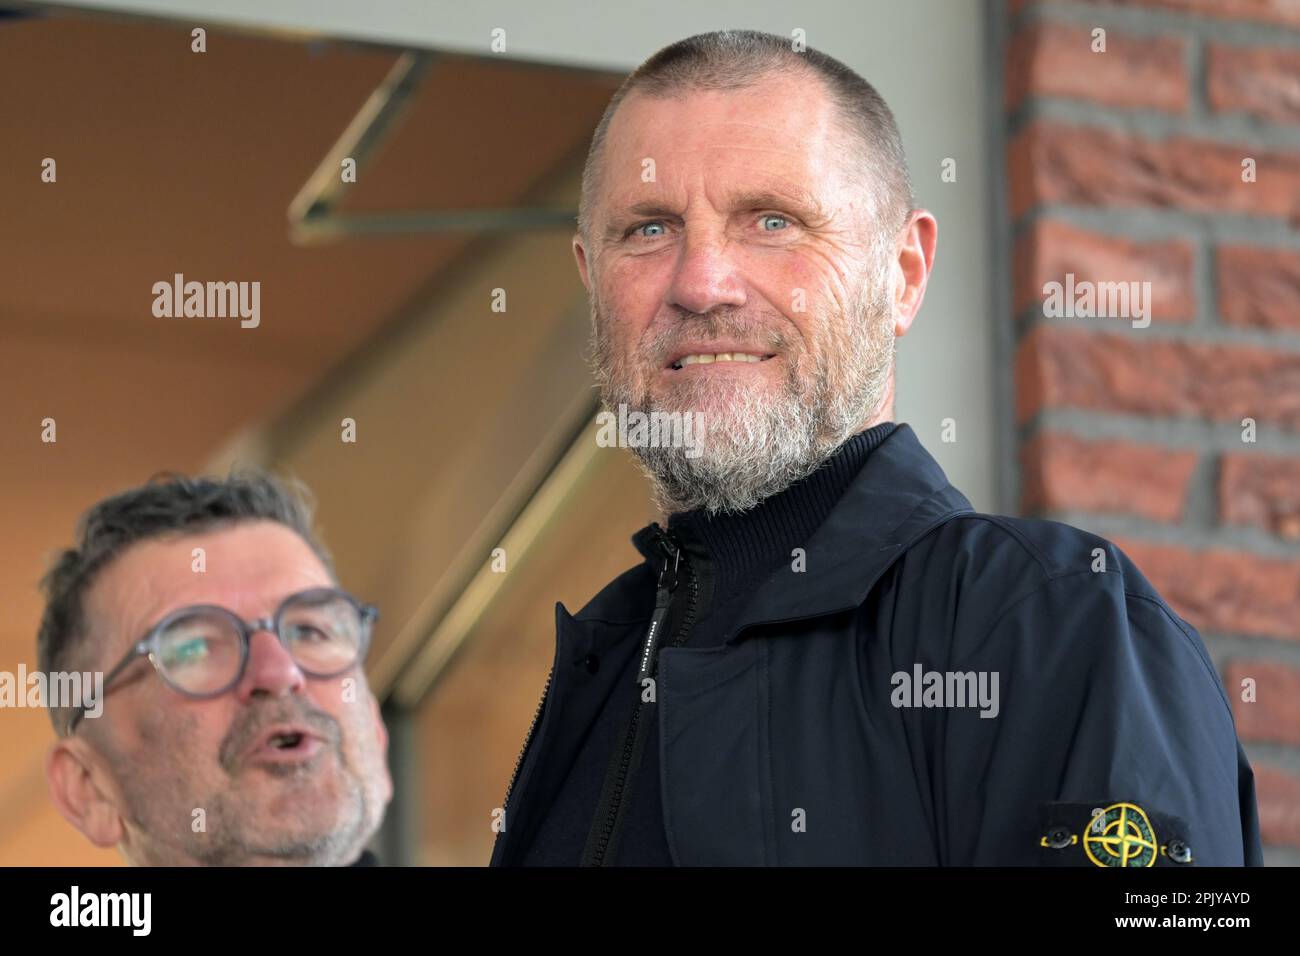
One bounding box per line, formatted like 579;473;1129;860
490;29;1262;868
39;473;391;866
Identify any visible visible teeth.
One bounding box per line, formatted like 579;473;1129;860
677;352;766;367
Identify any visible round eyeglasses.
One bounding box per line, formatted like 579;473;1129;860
64;587;377;736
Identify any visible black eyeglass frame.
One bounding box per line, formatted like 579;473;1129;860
64;587;378;736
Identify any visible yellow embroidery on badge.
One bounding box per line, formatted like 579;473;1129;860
1082;802;1158;867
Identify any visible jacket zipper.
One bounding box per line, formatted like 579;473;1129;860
497;526;679;847
500;664;552;817
582;524;698;866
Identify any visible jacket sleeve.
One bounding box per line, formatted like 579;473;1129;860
933;567;1263;866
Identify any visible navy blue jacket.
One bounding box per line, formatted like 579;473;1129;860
491;423;1263;866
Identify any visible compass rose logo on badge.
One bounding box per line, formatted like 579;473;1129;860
1038;799;1195;866
1083;802;1158;867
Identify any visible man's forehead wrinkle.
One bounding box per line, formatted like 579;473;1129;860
84;548;169;668
602;147;855;214
606;177;836;224
626;117;821;140
88;526;331;655
609;94;841;166
611;117;837;178
616;137;835;170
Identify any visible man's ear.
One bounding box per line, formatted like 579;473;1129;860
46;739;124;848
892;209;938;338
573;232;593;294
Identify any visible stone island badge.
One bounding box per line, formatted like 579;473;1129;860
1083;802;1157;867
1038;801;1194;867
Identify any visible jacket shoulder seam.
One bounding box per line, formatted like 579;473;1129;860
949;513;1059;577
1123;589;1234;718
957;568;1100;667
957;572;1235;723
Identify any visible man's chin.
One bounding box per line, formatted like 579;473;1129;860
221;837;361;867
652;373;779;412
635;387;784;430
234;805;366;865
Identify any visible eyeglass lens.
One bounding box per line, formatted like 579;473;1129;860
154;592;364;695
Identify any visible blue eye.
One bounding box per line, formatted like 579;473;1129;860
761;214;789;231
160;635;215;671
634;222;666;238
288;624;333;644
171;638;209;662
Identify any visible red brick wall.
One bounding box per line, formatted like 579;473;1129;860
1005;0;1300;863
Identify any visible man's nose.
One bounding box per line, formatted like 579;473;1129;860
666;228;747;316
234;628;307;701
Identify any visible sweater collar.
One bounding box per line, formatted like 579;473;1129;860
629;422;975;643
649;422;899;598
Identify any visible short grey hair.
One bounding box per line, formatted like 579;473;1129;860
577;29;915;250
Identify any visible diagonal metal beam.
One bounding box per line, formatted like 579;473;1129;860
387;399;602;709
288;49;577;244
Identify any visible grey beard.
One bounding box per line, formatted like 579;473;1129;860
118;763;371;867
589;281;895;517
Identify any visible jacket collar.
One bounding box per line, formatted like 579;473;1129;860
629;423;973;644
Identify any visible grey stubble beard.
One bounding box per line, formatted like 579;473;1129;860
107;702;378;867
587;257;896;516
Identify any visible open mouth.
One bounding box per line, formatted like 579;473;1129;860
669;351;777;370
245;724;325;762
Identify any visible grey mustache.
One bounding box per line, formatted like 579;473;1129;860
220;706;340;770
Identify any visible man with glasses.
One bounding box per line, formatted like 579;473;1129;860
38;472;392;866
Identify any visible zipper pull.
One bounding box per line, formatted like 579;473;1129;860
637;528;681;683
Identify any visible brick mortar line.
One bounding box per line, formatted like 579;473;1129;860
1015;0;1300;49
1011;311;1300;350
1039;507;1300;558
1186;25;1209;127
1019;410;1300;454
1009;97;1300;148
1238;741;1300;777
1015;205;1300;248
1183;450;1219;531
1192;232;1215;330
1204;632;1300;668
